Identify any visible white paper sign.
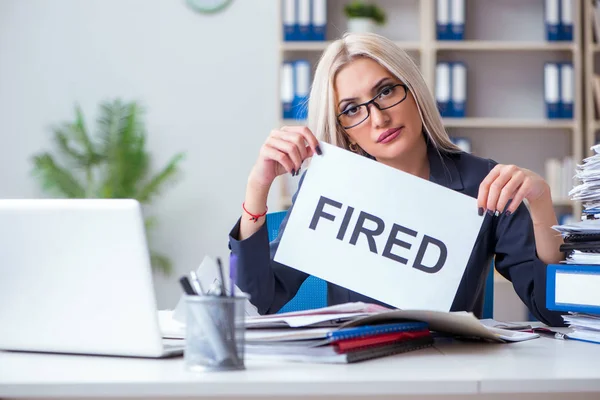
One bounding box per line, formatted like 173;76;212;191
274;142;484;311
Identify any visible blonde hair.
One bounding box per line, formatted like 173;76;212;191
307;32;460;155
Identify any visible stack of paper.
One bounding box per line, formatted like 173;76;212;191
567;144;600;217
562;313;600;344
551;144;600;264
245;321;434;364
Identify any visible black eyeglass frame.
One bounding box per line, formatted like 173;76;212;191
336;83;409;129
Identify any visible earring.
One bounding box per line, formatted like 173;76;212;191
349;143;359;152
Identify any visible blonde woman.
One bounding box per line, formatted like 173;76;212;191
229;33;565;326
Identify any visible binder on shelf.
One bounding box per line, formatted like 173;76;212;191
311;0;326;41
451;62;467;118
436;0;450;40
435;62;451;117
449;0;465;41
281;62;295;119
293;60;311;120
297;0;311;41
559;0;573;41
546;264;600;314
560;62;573;119
544;62;560;119
544;0;560;41
282;0;297;41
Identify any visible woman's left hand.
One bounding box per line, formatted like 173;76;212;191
477;164;551;217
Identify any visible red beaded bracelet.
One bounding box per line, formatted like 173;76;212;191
242;202;268;223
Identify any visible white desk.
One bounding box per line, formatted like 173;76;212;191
1;336;599;400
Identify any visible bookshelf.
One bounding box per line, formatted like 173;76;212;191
276;0;584;221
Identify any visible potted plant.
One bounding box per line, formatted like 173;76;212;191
344;1;387;33
31;99;185;276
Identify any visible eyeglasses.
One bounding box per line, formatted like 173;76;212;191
337;83;408;129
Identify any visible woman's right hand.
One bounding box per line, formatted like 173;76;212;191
248;126;322;189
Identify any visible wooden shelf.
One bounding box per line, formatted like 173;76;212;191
436;41;576;52
281;119;576;130
281;41;421;52
443;118;576;129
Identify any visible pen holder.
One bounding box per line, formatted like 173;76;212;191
185;295;246;372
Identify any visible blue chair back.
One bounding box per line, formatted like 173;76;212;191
266;210;494;318
266;211;328;313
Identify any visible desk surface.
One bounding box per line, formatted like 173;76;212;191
1;335;600;399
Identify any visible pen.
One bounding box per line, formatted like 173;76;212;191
179;276;197;296
532;327;568;340
216;257;227;297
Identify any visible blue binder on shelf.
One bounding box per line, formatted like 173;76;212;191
292;60;310;120
311;0;326;41
281;62;295;119
559;62;574;119
545;0;560;41
297;0;311;41
436;62;451;117
450;62;466;118
450;0;465;41
546;264;600;314
436;0;450;40
560;0;573;41
544;62;560;119
282;0;298;41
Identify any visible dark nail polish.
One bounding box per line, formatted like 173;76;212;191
296;167;301;176
478;207;484;216
291;169;295;176
487;209;494;216
316;146;322;155
505;210;511;217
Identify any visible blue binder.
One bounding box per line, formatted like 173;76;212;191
281;62;295;119
435;62;451;117
450;0;465;41
545;0;560;41
292;60;310;120
559;62;574;119
544;62;560;119
436;0;450;40
546;264;600;314
450;62;466;118
311;0;326;41
282;0;298;41
559;0;573;41
297;0;311;41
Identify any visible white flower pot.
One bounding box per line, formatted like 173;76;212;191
347;17;377;34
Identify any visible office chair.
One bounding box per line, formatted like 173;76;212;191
266;210;494;318
266;211;328;313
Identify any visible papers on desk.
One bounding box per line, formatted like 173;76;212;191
245;303;539;343
562;313;600;344
244;302;390;329
244;304;539;364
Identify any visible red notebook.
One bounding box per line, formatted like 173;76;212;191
333;329;432;353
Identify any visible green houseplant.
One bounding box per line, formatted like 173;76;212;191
344;1;387;33
31;99;185;276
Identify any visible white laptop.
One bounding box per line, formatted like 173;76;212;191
0;199;184;358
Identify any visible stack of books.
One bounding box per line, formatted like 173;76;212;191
245;321;433;364
548;144;600;343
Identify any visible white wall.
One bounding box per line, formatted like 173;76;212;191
0;0;279;308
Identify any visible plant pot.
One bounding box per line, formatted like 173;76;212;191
347;17;377;34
